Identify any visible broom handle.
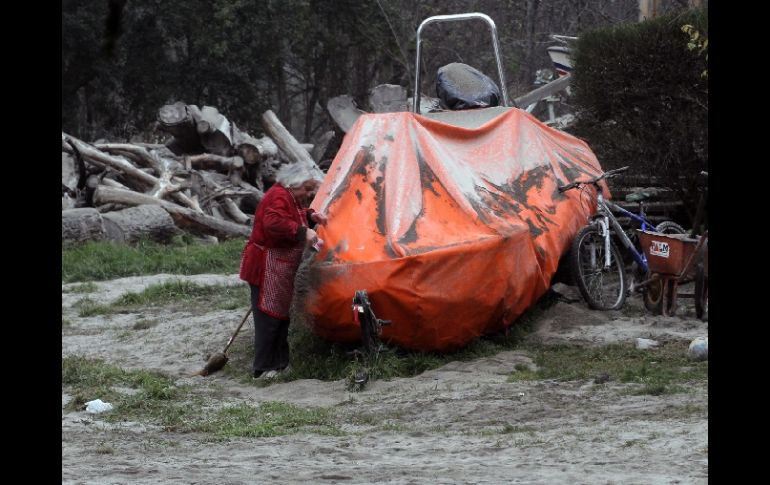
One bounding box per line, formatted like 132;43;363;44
222;308;253;354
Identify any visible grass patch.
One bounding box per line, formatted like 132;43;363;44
73;282;249;316
507;340;708;394
132;319;160;330
282;291;553;391
63;282;98;293
190;401;342;438
62;318;72;327
62;355;183;421
62;235;244;283
501;423;536;434
73;297;112;317
62;355;343;438
94;443;115;454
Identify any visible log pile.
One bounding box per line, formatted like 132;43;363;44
62;105;326;244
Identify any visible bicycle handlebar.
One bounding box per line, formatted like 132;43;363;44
558;166;629;193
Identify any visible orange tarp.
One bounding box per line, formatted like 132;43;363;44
302;107;606;351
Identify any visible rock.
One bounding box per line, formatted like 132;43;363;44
688;337;708;361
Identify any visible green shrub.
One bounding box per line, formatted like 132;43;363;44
570;7;707;221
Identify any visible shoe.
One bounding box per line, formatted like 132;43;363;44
262;370;279;379
280;364;292;375
252;370;263;379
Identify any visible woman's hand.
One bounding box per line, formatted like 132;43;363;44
310;212;328;226
305;227;318;242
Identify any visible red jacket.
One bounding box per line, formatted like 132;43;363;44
239;184;315;318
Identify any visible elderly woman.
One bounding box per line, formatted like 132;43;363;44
239;162;327;379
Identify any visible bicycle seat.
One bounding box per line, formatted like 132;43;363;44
625;190;653;202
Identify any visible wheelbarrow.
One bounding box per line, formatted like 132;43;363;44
637;229;708;320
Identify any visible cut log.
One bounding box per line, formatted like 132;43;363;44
189;105;234;156
94;143;165;175
62;132;201;212
209;200;226;220
229;165;243;186
231;124;261;165
231;125;276;162
513;74;571;110
63;133;159;187
62;208;106;243
185;154;244;172
248;135;278;159
102;204;179;243
327;95;365;133
193;171;252;225
222;197;251;225
62;152;79;192
101;177;131;190
311;130;336;165
158;102;205;155
96;203;129;213
62;194;76;211
93;185;251;239
260;110;318;169
158;101;190;128
235;179;264;199
369;84;408;113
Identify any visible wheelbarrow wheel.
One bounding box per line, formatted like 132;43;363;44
663;279;678;316
643;277;664;315
695;262;708;321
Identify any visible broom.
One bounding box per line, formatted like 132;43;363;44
191;308;252;376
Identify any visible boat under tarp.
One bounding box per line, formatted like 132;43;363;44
295;106;608;351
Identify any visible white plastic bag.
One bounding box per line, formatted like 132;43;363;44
85;399;114;414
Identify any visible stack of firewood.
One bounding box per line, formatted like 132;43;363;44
62;105;335;244
62;84;444;244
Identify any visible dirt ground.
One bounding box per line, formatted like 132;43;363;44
62;275;708;484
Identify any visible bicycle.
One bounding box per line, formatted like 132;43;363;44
558;166;685;310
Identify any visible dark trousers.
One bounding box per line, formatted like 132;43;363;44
250;285;290;373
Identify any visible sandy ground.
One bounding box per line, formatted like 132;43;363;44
62;275;708;484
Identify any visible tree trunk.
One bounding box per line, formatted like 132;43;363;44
522;0;541;86
260;110;319;169
93;185;251;239
102;204;178;243
327;95;365;133
638;0;661;21
62;208;106;243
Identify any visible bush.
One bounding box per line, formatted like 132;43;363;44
569;7;707;222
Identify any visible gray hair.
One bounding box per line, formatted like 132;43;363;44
275;162;325;188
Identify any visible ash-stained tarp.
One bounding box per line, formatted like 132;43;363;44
298;106;607;351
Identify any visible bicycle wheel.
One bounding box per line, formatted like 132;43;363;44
655;221;686;234
570;224;627;310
